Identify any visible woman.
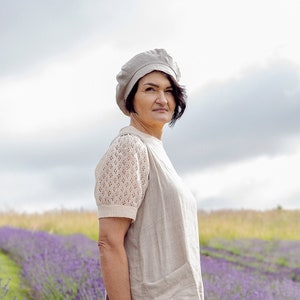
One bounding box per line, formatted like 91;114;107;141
95;49;204;299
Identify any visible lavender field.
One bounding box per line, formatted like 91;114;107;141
1;226;300;299
0;227;105;299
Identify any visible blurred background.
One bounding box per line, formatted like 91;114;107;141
1;0;300;213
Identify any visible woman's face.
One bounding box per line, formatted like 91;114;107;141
132;71;176;127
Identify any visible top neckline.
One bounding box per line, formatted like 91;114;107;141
120;126;163;145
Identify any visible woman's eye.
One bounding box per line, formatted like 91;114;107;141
166;90;173;94
145;87;154;91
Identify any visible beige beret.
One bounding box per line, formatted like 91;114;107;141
116;48;181;115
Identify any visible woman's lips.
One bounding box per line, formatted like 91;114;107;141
153;108;168;112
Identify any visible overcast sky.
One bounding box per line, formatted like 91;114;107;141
1;0;300;213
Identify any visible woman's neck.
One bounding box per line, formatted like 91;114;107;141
129;116;164;140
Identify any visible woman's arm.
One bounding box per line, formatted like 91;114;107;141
98;217;132;300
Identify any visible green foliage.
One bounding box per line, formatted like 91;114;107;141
276;257;288;267
0;251;31;299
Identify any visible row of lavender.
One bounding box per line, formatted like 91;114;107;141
201;243;300;299
0;227;105;299
1;226;300;299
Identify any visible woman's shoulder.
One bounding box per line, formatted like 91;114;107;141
112;132;146;148
106;132;148;160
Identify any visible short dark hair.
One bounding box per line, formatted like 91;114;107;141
125;72;187;126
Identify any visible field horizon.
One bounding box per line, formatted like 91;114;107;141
1;207;299;244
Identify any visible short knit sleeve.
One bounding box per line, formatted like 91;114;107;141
94;134;149;221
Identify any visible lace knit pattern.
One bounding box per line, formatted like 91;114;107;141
95;134;149;211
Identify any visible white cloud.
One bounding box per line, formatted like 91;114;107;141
0;43;122;136
1;0;300;212
184;152;300;210
0;168;95;213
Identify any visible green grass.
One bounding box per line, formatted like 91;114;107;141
0;251;30;299
198;209;300;245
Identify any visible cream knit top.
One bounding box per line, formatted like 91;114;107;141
95;126;204;299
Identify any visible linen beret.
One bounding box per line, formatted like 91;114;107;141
116;48;181;115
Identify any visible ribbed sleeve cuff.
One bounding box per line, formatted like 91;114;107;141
97;204;137;221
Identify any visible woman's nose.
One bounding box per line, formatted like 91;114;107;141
156;91;168;104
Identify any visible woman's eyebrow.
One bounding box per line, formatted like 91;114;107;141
143;82;159;87
143;82;172;89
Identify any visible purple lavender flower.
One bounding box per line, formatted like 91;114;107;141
201;238;300;299
0;227;105;299
2;227;300;299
